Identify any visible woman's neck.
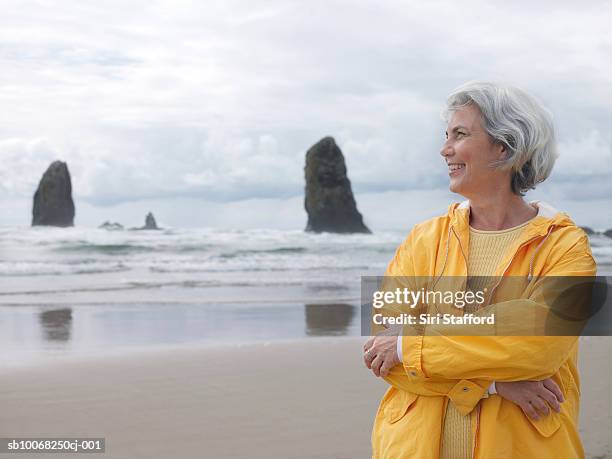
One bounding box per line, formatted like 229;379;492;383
467;193;538;231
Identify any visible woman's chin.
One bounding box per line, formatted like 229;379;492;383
448;182;462;194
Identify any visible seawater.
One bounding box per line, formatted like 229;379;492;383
0;226;399;366
1;226;610;367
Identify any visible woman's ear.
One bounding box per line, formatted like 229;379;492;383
497;143;508;161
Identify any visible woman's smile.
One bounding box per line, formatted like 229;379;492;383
448;163;465;176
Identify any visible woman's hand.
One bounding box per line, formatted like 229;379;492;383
495;378;565;420
363;325;402;377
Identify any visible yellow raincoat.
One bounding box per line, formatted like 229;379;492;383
371;200;596;459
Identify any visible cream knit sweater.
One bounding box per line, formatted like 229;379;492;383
440;219;533;459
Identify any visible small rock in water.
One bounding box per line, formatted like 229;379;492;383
130;212;161;230
144;212;158;229
580;226;595;236
99;221;124;231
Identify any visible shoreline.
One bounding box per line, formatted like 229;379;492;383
0;335;361;374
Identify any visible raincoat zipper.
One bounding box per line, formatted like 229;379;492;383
487;225;555;300
432;222;555;299
472;403;481;458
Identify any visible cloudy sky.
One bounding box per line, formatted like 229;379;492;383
1;0;611;229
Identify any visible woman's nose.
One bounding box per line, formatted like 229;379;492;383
440;143;453;158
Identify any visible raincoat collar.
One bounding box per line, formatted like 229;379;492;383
441;199;576;280
449;199;574;237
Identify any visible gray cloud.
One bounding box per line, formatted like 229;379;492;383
1;0;611;227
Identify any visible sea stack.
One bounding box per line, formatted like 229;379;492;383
32;161;75;227
304;136;370;233
143;212;159;230
580;226;595;236
129;212;161;231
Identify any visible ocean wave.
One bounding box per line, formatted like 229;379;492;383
0;278;339;296
147;264;372;273
218;247;307;258
0;261;130;277
54;243;153;254
73;265;130;275
174;244;214;253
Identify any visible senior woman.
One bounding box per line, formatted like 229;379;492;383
363;81;596;458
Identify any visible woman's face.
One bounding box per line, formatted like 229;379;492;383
440;104;508;198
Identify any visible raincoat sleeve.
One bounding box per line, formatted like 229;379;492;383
401;233;597;383
371;228;422;336
372;230;493;408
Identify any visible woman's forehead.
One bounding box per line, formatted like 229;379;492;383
447;105;482;130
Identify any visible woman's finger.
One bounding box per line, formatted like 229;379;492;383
521;401;540;420
543;378;564;403
363;337;375;353
371;354;384;377
538;386;561;413
530;397;550;417
380;358;395;377
364;349;376;369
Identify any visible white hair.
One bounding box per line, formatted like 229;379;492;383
443;81;558;195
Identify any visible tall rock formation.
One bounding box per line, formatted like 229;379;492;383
304;137;370;233
32;161;75;227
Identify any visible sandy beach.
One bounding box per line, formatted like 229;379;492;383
1;337;611;459
0;338;385;459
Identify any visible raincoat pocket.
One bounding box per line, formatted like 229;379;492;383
383;389;419;424
526;412;561;437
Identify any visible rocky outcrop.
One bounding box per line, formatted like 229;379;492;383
579;226;595;236
304;137;370;234
130;212;160;230
32;161;75;227
143;212;158;229
99;221;124;231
